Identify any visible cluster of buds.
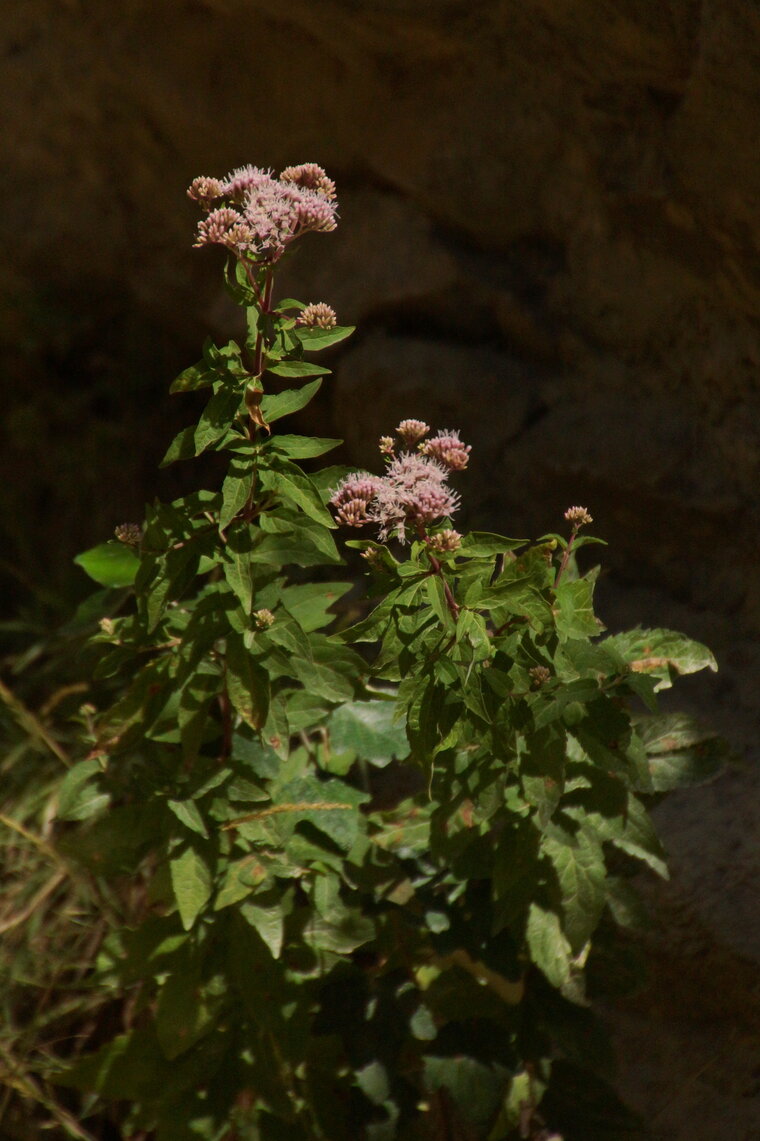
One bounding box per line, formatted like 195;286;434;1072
564;506;593;529
330;421;470;543
529;665;552;688
253;608;275;629
420;429;471;472
428;528;462;554
188;163;338;264
296;302;337;329
114;523;142;546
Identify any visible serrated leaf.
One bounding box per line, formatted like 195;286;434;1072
226;634;270;730
602;627;718;690
259;464;335;528
636;713;725;790
170;845;212;930
543;828;606;952
74;542;139;588
219;458;254;530
222;527;255;614
553;578;602;639
526;903;572;987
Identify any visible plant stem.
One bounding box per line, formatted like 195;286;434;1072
554;528;578;586
423;543;460;620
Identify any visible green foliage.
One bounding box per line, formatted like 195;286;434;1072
0;166;723;1141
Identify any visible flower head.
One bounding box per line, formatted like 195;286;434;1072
564;506;593;529
280;163;337;200
421;429;471;472
395;419;430;448
329;472;382;528
188;163;338;263
114;523;142;546
429;528;462;553
297;302;337;328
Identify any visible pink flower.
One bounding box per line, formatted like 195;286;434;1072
420;430;471;471
280;163;337;200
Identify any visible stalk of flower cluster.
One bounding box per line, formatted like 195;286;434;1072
555;506;593;586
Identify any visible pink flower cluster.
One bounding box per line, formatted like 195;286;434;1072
330;422;470;543
188;163;337;264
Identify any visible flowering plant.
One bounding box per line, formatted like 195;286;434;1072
8;163;723;1141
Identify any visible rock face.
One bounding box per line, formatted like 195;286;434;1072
2;4;760;1133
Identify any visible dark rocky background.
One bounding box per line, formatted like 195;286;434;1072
2;2;759;1136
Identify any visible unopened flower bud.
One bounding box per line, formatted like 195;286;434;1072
529;665;551;687
296;302;337;328
395;419;430;448
379;436;395;457
253;608;275;629
564;506;593;528
429;529;462;553
114;523;142;546
99;618;115;636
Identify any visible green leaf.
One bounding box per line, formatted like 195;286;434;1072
459;532;528;557
293;324;355;350
169;360;214;394
636;713;726;790
274;775;369;851
226;634;270;730
259;464;335;528
155;960;225;1060
542;827;607;952
219;457;254;530
57;760;110;821
553;579;602;639
279;581;352;631
328;698;410;767
267;434;342;459
168;798;209;839
160;389;242;467
267;360;330;378
170;845;213;930
240;897;284;958
602;627;718;690
222;527;255;615
74;542;139;587
259;378;322;423
526;903;572;987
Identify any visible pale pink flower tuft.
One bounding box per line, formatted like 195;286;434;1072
280;163;337;200
329;472;382;527
421;429;471;471
221;165;273;203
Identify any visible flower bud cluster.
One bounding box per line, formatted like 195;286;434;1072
188;163;338;264
330;422;470;543
296;302;337;328
114;523;142;546
420;429;471;471
564;505;593;528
